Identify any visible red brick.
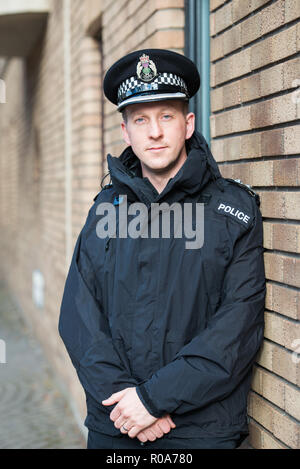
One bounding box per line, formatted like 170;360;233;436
266;282;300;320
263;222;273;250
247;420;263;448
251;26;297;71
250;100;272;128
271;94;298;125
260;0;285;36
219;165;233;180
210;0;227;12
232;0;271;23
232;0;252;22
284;192;300;220
285;385;300;421
248;392;273;432
272;407;299;449
251;36;273;71
285;0;300;22
265;252;300;288
260;63;284;96
211;86;224;112
211;35;224;61
271;24;298;62
259;191;282;217
210;11;216;36
250;161;273;186
284;126;300;154
273;158;298;186
241;133;262;159
272;223;300;253
272;345;299;386
241;74;261;102
251;366;263;395
214;2;233;34
223;24;241;55
283;256;300;288
264;311;286;347
231;162;250;183
223;81;241;107
261;369;285;409
241;12;262;46
262;430;289;449
256;340;273;370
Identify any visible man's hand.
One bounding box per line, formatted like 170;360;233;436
136;414;176;442
102;387;157;438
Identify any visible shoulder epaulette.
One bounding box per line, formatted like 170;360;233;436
226;178;260;206
93;183;113;201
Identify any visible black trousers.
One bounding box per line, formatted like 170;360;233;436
87;430;239;449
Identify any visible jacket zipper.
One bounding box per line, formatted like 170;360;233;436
105;237;111;251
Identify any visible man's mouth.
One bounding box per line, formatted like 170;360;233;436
147;146;167;152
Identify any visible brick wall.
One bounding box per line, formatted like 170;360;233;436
0;0;299;447
210;0;300;449
0;0;186;430
0;0;104;422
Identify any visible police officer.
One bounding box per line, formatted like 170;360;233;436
59;49;266;449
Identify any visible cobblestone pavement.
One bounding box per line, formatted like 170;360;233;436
0;284;86;449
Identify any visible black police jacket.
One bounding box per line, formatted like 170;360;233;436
59;131;265;441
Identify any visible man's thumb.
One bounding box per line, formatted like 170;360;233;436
102;390;124;405
166;414;176;428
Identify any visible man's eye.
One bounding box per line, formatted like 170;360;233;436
162;114;172;120
135;118;145;123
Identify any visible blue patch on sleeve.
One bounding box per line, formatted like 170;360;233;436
113;195;124;206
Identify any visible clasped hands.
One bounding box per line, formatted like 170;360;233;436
102;387;175;442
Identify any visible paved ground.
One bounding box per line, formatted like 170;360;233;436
0;284;86;449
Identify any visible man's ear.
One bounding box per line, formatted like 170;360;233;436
185;112;195;140
121;121;131;146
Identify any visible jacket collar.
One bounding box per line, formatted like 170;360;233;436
107;131;223;206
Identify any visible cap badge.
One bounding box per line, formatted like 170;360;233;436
136;54;157;82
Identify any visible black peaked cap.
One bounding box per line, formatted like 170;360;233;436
103;49;200;111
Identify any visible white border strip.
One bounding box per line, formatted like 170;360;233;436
63;0;72;270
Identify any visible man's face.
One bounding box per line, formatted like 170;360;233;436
121;100;195;176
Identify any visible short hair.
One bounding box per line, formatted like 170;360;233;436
122;100;190;124
121;109;128;123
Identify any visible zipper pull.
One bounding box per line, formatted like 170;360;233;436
105;238;111;251
105;234;116;251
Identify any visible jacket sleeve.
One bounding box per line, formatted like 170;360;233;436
58;224;138;408
136;203;266;418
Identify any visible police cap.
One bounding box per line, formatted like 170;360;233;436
103;49;200;112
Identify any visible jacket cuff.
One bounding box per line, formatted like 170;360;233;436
136;384;164;418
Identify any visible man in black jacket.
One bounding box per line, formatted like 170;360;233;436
59;49;266;449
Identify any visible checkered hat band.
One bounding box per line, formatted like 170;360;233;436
118;73;188;103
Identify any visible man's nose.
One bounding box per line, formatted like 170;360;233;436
148;119;163;139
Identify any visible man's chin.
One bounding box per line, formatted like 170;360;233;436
146;163;174;174
142;157;177;173
139;150;186;176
